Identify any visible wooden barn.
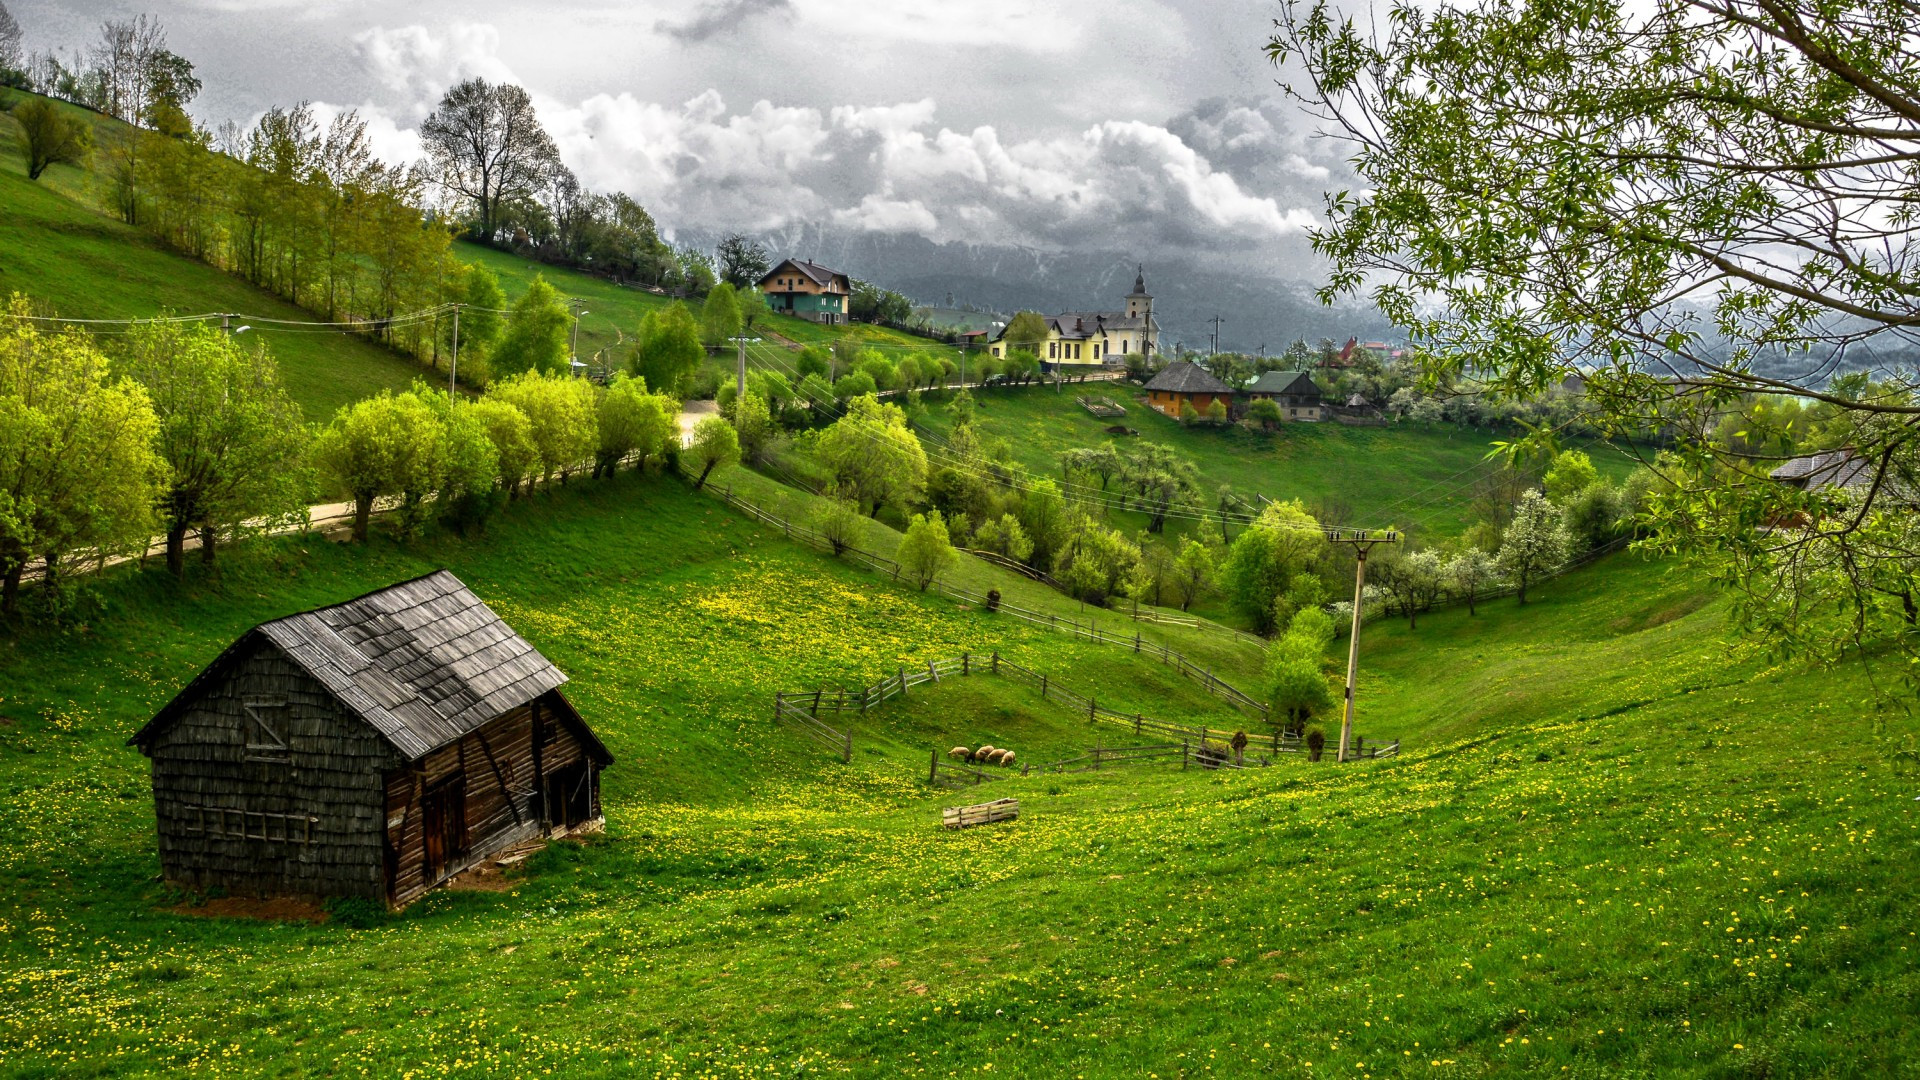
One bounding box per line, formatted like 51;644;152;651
129;571;613;907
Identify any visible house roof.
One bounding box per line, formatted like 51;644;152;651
1246;370;1323;397
133;571;609;764
761;258;848;292
1144;360;1232;395
1769;449;1877;493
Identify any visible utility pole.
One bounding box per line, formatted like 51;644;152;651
568;300;590;374
729;336;759;398
449;304;461;396
1327;528;1399;763
1207;315;1225;356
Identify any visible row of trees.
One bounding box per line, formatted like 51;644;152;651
0;295;744;615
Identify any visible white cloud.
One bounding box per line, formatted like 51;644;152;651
328;22;1319;255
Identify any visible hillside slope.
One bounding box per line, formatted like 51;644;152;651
0;468;1912;1077
0;95;431;420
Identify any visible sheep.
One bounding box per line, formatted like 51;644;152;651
999;750;1016;767
973;745;997;762
949;746;973;761
988;749;1009;766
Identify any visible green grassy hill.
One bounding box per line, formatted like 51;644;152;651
0;95;430;420
918;383;1641;541
459;241;967;382
0;463;1912;1077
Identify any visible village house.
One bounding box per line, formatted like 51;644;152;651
1142;360;1234;418
1244;369;1326;421
129;571;612;907
987;266;1160;365
757;258;851;325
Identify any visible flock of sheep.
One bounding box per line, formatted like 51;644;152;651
950;745;1017;768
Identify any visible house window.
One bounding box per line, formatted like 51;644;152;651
1048;342;1058;359
1123;340;1131;354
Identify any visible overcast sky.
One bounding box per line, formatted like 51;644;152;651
15;0;1346;274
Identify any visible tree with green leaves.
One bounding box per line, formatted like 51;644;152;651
898;509;959;591
492;275;572;376
407;385;502;534
738;287;769;333
11;97;93;180
488;369;598;486
1498;490;1572;604
731;390;772;463
451;263;507;381
972;513;1034;564
118;321;307;575
0;305;165;610
816;394;927;517
1171;537;1216;612
812;492;866;556
631;301;703;395
1266;607;1339;733
686;415;739;489
312;391;443;542
1543;450;1599;504
700;281;743;348
1271;0;1920;671
1373;547;1448;629
595;373;668;478
1221;499;1330;636
1002;311;1051;357
470;397;537;497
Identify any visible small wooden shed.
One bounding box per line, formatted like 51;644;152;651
130;570;613;907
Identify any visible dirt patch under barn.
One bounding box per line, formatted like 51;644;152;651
170;895;329;923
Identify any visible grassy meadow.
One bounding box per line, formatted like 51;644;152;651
917;383;1643;542
0;95;430;421
0;462;1913;1077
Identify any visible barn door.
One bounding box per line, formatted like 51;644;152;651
421;777;467;882
546;764;591;830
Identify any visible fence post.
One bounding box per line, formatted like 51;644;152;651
812;690;821;717
837;688;845;712
1041;674;1048;700
774;692;782;721
843;729;852;764
928;659;939;683
993;651;1000;674
1089;697;1096;721
1134;632;1141;652
899;666;907;698
929;748;938;784
1182;739;1190;770
963;652;970;676
1135;714;1142;736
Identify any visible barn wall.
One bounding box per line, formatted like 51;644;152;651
145;641;397;899
384;703;548;906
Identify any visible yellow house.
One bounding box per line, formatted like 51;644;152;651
987;266;1160;365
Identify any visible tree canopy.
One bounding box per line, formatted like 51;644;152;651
420;78;560;243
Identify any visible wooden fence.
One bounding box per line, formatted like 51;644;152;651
701;480;1273;718
772;692;852;762
943;798;1020;828
927;749;1007;789
774;650;1400;771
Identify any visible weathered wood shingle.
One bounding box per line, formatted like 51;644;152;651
135;571;568;762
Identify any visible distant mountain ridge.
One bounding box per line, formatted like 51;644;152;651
675;223;1397;353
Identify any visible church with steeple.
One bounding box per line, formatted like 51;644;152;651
984;266;1161;365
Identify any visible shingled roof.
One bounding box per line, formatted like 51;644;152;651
133;571;597;763
1769;449;1877;493
763;258;849;292
1143;360;1232;395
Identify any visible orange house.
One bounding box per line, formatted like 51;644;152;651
1143;361;1234;418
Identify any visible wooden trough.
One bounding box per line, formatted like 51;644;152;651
942;798;1019;829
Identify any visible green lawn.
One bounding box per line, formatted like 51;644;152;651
0;464;1913;1077
0;97;431;421
918;383;1642;543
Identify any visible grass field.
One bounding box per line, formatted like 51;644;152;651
0;97;431;421
917;383;1642;543
458;242;966;388
0;462;1913;1077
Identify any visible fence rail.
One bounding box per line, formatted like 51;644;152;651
773;693;852;762
928;749;1006;789
775;651;1399;771
701;479;1273;719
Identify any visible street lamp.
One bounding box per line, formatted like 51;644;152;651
569;301;590;374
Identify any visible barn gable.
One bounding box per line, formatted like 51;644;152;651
133;570;607;765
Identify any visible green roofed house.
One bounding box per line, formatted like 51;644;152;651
1244;370;1326;421
758;259;851;325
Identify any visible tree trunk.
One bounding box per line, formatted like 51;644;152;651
166;524;189;578
353;494;373;542
694;462;717;490
199;524;217;565
0;564;19;613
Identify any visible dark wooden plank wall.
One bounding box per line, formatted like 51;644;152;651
146;640;397;899
383;693;600;905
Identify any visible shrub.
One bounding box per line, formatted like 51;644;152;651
1306;726;1327;762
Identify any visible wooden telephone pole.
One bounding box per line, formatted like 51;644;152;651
1326;528;1399;763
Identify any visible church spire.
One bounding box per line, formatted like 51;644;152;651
1132;264;1148;296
